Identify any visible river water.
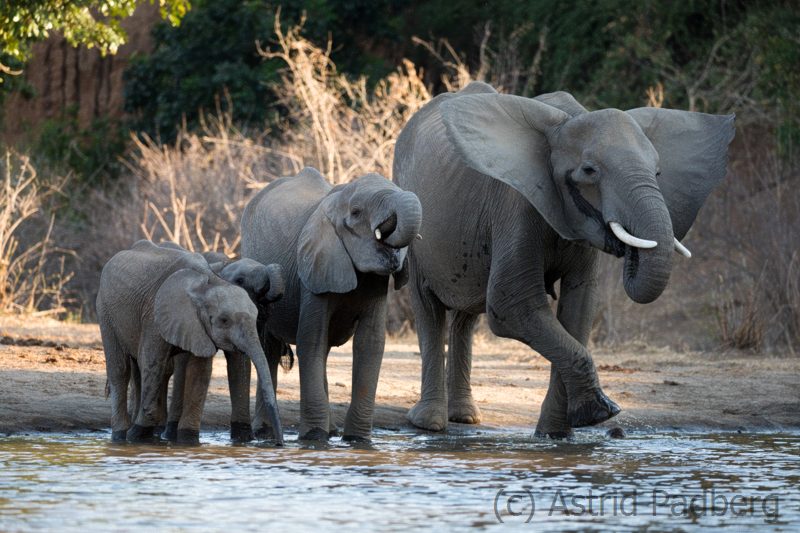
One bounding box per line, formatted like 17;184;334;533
1;429;798;531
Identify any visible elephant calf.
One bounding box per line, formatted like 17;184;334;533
238;167;422;442
160;245;288;443
97;240;284;445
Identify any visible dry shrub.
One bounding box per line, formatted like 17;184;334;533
258;11;438;183
0;150;73;316
704;130;800;352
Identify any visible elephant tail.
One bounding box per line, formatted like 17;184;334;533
104;379;110;399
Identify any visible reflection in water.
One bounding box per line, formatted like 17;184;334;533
0;429;798;531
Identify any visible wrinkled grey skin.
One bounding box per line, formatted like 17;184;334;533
238;167;422;442
156;244;286;443
393;82;734;437
96;240;284;445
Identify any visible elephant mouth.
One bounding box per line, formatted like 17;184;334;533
566;176;626;257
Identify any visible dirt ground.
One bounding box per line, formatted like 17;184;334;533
1;316;798;436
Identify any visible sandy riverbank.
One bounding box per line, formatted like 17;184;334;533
1;316;798;436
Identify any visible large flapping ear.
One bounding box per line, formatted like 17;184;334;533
440;92;577;240
154;268;217;357
627;107;735;240
297;195;358;294
534;91;588;116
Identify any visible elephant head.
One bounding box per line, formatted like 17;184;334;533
153;268;284;445
440;83;734;303
297;169;423;294
211;258;285;305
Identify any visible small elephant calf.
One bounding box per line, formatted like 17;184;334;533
159;244;289;442
96;240;284;445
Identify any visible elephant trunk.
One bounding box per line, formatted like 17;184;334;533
617;181;674;304
236;329;284;446
379;191;422;248
263;263;284;302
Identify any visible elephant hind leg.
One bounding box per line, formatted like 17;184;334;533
447;311;481;424
100;324;131;441
407;280;448;431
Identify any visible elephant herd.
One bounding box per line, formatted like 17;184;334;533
98;82;735;445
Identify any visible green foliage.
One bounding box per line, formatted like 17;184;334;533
0;0;190;81
34;106;127;185
123;0;284;140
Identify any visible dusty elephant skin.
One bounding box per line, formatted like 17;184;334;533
393;82;735;438
157;244;287;443
95;240;284;445
238;167;422;442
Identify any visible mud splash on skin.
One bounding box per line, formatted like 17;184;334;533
1;429;798;530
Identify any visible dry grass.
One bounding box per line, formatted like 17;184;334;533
0;150;72;316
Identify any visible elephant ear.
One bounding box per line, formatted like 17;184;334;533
534;91;588;117
627;107;735;240
154;268;217;358
297;196;357;294
440;92;577;240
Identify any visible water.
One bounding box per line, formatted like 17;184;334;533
1;429;798;531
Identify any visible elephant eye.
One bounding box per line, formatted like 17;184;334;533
218;316;230;327
656;169;662;177
350;206;362;217
582;165;597;176
235;277;244;285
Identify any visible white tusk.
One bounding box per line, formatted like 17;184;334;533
375;228;382;240
674;238;692;258
416;234;422;240
609;222;657;249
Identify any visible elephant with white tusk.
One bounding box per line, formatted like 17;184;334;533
97;240;284;445
237;167;422;442
393;81;734;437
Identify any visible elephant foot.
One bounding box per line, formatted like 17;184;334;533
254;425;276;441
328;425;340;438
176;429;201;446
111;429;128;442
299;427;330;442
533;429;574;441
126;424;156;443
448;396;482;424
163;421;178;442
342;434;371;443
407;398;447;431
230;422;254;443
567;390;621;428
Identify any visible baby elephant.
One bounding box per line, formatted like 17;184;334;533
97;240;284;445
160;245;287;442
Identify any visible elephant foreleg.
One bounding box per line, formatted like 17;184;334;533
447;310;481;424
128;332;170;442
343;297;387;441
407;280;448;431
536;255;600;438
176;355;214;445
295;291;334;441
486;258;618;429
165;352;190;441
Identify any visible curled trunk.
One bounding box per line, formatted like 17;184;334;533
380;191;422;248
620;195;674;304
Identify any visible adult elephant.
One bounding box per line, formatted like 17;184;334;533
239;167;422;442
393;81;734;437
97;240;284;445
